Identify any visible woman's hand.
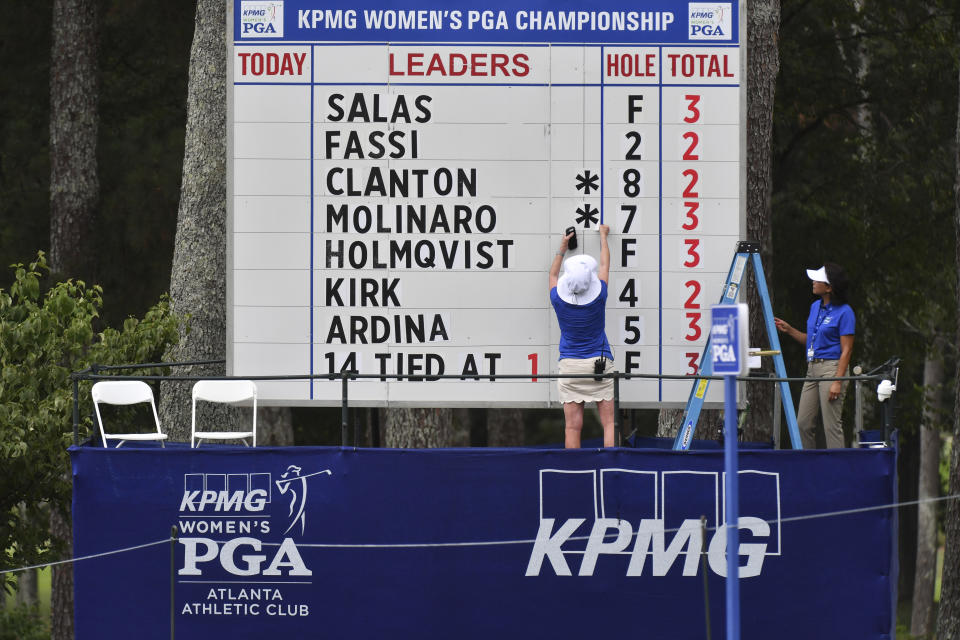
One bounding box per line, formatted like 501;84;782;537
598;224;610;238
559;231;573;254
773;317;791;333
829;380;842;401
774;317;806;346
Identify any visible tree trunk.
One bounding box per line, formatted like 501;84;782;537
742;0;780;445
14;505;38;608
158;0;238;439
488;408;524;447
383;408;454;448
15;570;38;607
257;407;295;446
911;340;944;637
49;505;73;640
657;407;723;441
937;61;960;640
656;407;685;438
49;0;98;280
158;0;293;445
48;1;98;636
939;422;960;637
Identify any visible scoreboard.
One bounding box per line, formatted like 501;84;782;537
227;1;745;406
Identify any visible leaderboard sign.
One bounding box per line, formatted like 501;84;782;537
227;0;744;405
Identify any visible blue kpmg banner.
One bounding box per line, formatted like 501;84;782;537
232;0;740;44
72;445;896;639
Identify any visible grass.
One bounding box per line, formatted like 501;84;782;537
3;567;50;617
936;542;944;601
895;543;946;639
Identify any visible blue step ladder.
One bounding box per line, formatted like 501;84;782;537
672;241;802;450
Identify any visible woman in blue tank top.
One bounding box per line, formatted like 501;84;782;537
549;224;615;448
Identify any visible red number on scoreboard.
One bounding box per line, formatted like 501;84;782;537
685;312;702;341
682;201;699;230
681;169;699;198
528;353;538;382
682;132;700;160
686;352;700;375
683;280;701;308
683;239;700;267
684;94;701;123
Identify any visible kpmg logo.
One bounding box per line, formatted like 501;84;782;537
177;467;330;579
526;468;781;577
240;1;284;38
688;3;732;40
179;471;271;514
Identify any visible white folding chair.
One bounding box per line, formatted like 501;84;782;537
91;380;167;448
191;380;258;448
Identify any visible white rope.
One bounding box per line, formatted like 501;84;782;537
0;538;170;576
288;493;960;548
2;493;956;573
773;494;956;527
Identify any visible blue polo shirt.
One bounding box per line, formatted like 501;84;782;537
550;281;614;360
805;300;855;360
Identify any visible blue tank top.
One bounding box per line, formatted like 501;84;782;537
550;281;613;360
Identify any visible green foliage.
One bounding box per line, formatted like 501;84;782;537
773;0;958;605
0;605;50;640
773;0;958;436
942;435;953;497
0;252;179;588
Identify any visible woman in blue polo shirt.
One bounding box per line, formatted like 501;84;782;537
774;263;855;448
549;224;614;448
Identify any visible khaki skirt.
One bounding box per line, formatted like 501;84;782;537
557;358;615;403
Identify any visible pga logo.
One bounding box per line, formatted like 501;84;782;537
688;3;732;40
240;1;284;38
711;343;737;363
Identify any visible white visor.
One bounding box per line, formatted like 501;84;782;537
806;266;829;284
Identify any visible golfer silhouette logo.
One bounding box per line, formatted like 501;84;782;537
275;465;331;536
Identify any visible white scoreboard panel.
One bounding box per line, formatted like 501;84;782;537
228;1;745;407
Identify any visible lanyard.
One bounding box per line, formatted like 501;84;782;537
808;304;831;360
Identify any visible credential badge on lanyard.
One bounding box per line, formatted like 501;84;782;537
808;305;829;361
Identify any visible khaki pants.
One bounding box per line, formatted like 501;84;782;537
797;359;847;449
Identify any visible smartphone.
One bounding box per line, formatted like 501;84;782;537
565;226;577;250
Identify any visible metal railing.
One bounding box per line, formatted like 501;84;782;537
71;358;899;448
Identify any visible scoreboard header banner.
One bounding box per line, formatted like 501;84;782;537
234;1;740;44
227;0;746;406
